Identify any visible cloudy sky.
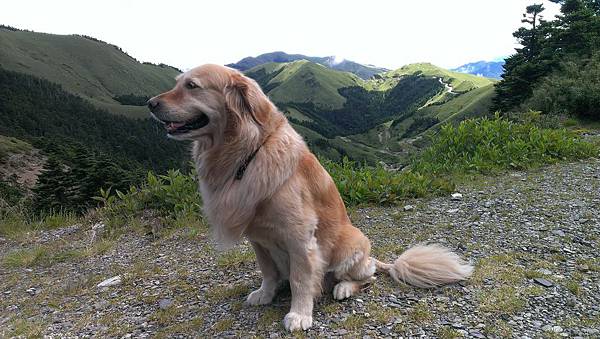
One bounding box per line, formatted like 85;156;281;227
1;0;561;70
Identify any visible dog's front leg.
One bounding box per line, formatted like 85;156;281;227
247;241;280;305
283;236;322;331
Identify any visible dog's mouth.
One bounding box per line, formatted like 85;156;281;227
161;114;210;135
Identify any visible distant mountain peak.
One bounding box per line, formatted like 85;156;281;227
452;60;505;79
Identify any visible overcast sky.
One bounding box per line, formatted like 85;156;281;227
1;0;561;70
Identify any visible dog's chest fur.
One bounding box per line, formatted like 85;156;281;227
193;124;306;246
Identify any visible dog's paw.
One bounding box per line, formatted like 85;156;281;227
246;288;274;305
333;281;356;300
283;312;312;331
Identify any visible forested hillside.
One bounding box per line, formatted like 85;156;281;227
0;25;180;117
0;68;188;212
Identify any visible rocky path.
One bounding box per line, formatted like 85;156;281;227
1;158;599;338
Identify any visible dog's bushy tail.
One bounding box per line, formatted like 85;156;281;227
373;244;473;288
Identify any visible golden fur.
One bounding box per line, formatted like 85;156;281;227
148;64;473;331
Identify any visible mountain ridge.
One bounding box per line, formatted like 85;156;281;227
227;51;388;79
452;60;505;79
0;26;180;117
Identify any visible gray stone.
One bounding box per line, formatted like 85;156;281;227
158;299;173;310
379;327;391;335
97;276;122;288
470;330;485;338
534;278;554;287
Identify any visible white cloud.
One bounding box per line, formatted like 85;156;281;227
0;0;562;70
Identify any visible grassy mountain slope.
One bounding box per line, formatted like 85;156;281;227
375;63;493;92
247;60;363;109
420;84;495;122
348;81;496;157
227;51;387;79
0;27;179;117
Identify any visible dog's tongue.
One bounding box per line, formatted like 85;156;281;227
166;121;186;132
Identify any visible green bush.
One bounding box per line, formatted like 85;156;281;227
413;115;597;174
526;55;600;120
321;157;453;206
96;169;201;219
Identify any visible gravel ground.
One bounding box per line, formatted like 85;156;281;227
1;158;599;338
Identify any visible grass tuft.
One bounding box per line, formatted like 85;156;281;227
206;284;250;302
216;248;256;269
478;286;526;315
408;301;433;324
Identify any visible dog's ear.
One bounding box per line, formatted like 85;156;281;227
224;73;271;126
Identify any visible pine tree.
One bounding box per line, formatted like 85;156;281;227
33;156;69;212
493;0;600;115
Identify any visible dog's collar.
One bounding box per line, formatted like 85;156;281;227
235;139;267;180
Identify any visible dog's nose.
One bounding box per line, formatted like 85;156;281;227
147;98;160;111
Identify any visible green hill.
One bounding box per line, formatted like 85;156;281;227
0;26;180;117
376;63;494;92
246;60;363;109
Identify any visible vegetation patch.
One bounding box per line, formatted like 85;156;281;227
5;318;45;338
2;246;86;268
216;248;256;269
322;157;454;206
206;284;250;303
437;326;463;339
332;313;367;330
408;301;433;324
0;135;32;162
212;318;234;332
478;286;526;315
484;319;513;338
413;115;598;175
257;307;286;330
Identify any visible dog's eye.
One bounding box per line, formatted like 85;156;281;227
186;81;198;89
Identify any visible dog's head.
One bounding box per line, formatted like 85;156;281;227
148;64;274;146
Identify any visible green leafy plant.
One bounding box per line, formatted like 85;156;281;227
322;157;453;206
413;115;597;175
97;169;202;219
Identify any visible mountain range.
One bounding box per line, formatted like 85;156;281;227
227;51;388;80
452;60;505;79
0;26;497;167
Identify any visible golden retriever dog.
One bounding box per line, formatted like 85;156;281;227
148;64;473;331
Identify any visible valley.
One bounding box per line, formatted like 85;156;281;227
0;25;498;169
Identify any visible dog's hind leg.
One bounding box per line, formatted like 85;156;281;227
246;241;280;305
332;249;376;300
